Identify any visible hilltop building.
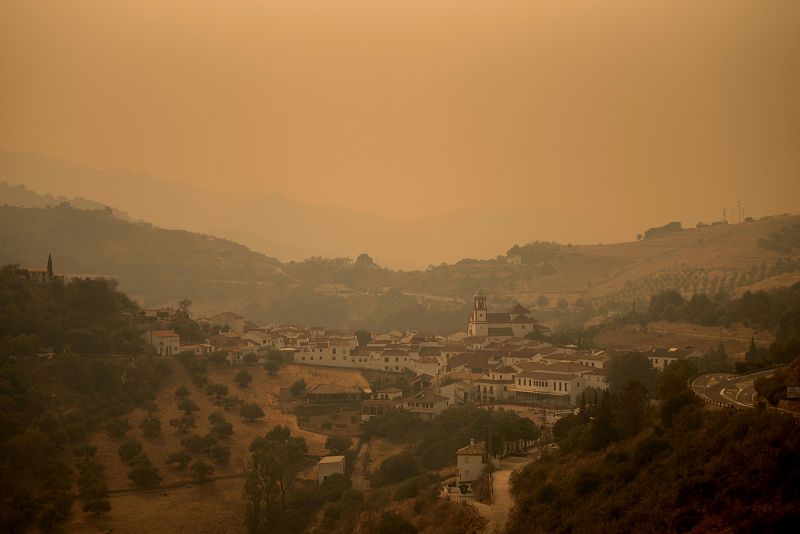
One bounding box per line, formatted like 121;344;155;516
14;254;63;284
467;290;538;339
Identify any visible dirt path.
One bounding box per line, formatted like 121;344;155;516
479;453;540;533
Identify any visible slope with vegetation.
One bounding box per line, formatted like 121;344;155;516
1;203;798;334
0;272;171;531
508;357;800;533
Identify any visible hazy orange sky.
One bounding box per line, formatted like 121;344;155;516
1;0;798;236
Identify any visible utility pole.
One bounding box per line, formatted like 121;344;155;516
738;200;742;223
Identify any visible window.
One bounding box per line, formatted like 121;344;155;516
464;456;470;463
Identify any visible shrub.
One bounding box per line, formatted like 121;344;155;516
177;398;199;414
290;379;307;397
191;461;214;483
105;417;130;438
210;444;231;465
371;452;420;488
234;369;253;387
117;439;143;463
240;403;265;421
140;416;161;438
166;451;192;470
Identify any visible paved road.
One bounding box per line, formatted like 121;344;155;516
691;369;775;409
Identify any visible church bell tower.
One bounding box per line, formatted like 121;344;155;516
468;289;488;336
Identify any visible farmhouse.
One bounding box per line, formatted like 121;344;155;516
456;439;487;483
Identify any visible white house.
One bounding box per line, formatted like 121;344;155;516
211;312;246;334
142;330;180;357
647;347;704;371
318;455;346;483
511;369;585;408
456;439;487;483
439;380;471;405
395;389;449;420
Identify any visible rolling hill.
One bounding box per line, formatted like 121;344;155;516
0;150;604;269
0;202;797;333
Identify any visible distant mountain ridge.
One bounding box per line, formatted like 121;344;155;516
0;150;604;269
0;181;131;220
0;203;797;333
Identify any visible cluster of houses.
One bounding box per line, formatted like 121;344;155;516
131;289;711;492
140;292;705;428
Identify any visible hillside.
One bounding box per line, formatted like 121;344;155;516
0;181;132;220
508;406;800;533
0;204;289;308
0;205;469;331
1;204;798;333
0;150;604;269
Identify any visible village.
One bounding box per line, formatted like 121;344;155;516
137;289;705;498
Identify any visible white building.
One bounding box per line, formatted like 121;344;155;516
314;283;354;296
646;347;704;371
395;389;450;420
318;455;346;483
511;369;585;408
211;312;246;334
467;290;538;339
142;330;180;357
456;439;487;483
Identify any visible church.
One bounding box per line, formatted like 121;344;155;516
467;289;538;339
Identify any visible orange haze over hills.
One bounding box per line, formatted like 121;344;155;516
1;0;799;267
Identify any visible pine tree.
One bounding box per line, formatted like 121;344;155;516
746;336;758;362
47;254;53;277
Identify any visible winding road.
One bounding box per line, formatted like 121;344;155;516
691;369;775;409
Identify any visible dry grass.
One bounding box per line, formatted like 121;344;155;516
733;271;800;297
68;362;370;532
507;215;800;307
595;320;774;357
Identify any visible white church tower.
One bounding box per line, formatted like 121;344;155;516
468;289;489;337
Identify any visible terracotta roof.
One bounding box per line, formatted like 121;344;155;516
456;441;486;456
517;370;578;380
306;384;363;395
319;455;345;464
213;311;244;319
487;312;512;323
448;352;493;372
488;327;514;337
400;389;448;404
509;303;532;315
517;361;594;374
152;330;179;338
